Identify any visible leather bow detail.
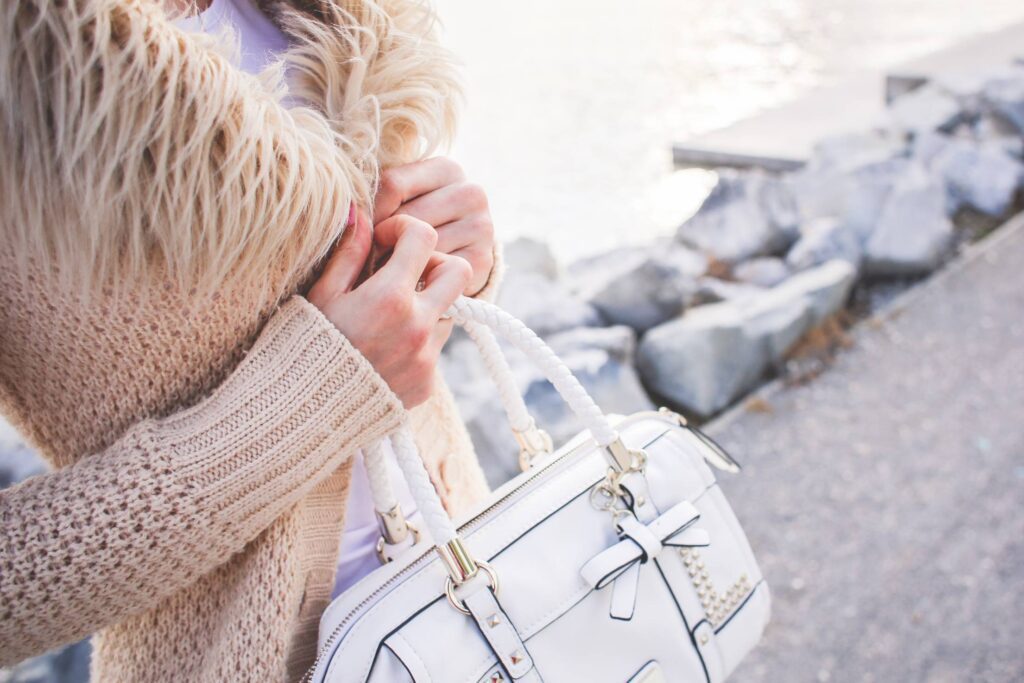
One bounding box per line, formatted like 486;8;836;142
580;500;710;620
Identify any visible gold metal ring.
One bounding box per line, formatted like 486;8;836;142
375;522;421;565
444;561;499;615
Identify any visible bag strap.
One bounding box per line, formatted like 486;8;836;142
363;296;646;593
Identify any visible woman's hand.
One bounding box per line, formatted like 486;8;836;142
373;157;495;296
308;210;471;408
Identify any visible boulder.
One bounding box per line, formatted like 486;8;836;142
637;303;767;417
503;237;560;280
735;288;814;362
786;217;862;272
771;259;857;325
973;113;1024;159
789;157;910;241
930;138;1023;216
809;130;906;172
690;277;765;306
497;271;602;337
733;257;790;287
864;163;955;277
676;170;799;263
637;260;856;416
887;83;964;135
586;248;703;333
981;70;1024;134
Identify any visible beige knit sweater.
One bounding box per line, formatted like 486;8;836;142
0;0;495;680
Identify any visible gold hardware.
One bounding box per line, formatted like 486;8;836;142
513;421;553;471
437;537;479;584
489;673;505;682
486;613;501;628
659;406;688;425
699;632;710;645
605;438;645;474
509;650;525;665
374;520;420;565
445;561;500;615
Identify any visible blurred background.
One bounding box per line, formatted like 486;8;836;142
4;1;1024;681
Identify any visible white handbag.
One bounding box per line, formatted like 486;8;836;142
305;297;770;683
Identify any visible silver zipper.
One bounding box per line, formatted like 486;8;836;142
301;411;677;682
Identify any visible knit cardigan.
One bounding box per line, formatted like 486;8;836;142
0;0;497;680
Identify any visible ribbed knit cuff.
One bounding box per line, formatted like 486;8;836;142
149;296;405;543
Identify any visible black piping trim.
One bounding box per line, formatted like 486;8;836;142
653;559;712;683
380;641;415;680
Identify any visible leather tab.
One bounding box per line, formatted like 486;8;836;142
463;583;542;681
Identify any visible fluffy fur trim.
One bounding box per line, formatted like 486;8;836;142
0;0;459;302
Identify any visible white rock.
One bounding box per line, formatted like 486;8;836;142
864;164;954;277
733;257;791;287
786;217;862;272
587;250;702;333
789;158;910;242
636;260;856;416
503;237;560;280
973;113;1024;159
735;288;814;362
930;138;1023;216
809;131;906;172
691;277;765;306
497;271;602;337
887;84;964;135
637;303;768;417
771;259;857;325
564;246;650;298
981;70;1024;134
676;170;799;263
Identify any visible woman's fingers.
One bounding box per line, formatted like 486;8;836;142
420;252;473;314
372;215;437;289
307;208;372;304
373;158;467;223
394;182;489;230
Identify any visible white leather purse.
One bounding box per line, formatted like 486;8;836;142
305;297;770;683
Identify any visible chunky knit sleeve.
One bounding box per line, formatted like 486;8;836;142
0;296;404;666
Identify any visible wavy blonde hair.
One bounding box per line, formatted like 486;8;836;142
0;0;459;304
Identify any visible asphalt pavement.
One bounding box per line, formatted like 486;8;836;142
711;216;1024;682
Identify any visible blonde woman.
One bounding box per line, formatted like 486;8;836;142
0;0;500;679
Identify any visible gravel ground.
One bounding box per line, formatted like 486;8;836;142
712;216;1024;682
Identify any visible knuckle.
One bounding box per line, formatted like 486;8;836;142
379;169;404;199
379;286;411;318
399;216;437;247
440;157;466;180
457;182;489;210
452;256;474;284
406;323;431;352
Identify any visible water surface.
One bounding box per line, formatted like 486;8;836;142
437;0;1024;261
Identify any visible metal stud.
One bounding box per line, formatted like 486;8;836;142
699;632;710;645
486;613;501;628
509;650;525;666
490;673;505;683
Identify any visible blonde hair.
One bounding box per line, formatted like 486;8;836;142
0;0;459;304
